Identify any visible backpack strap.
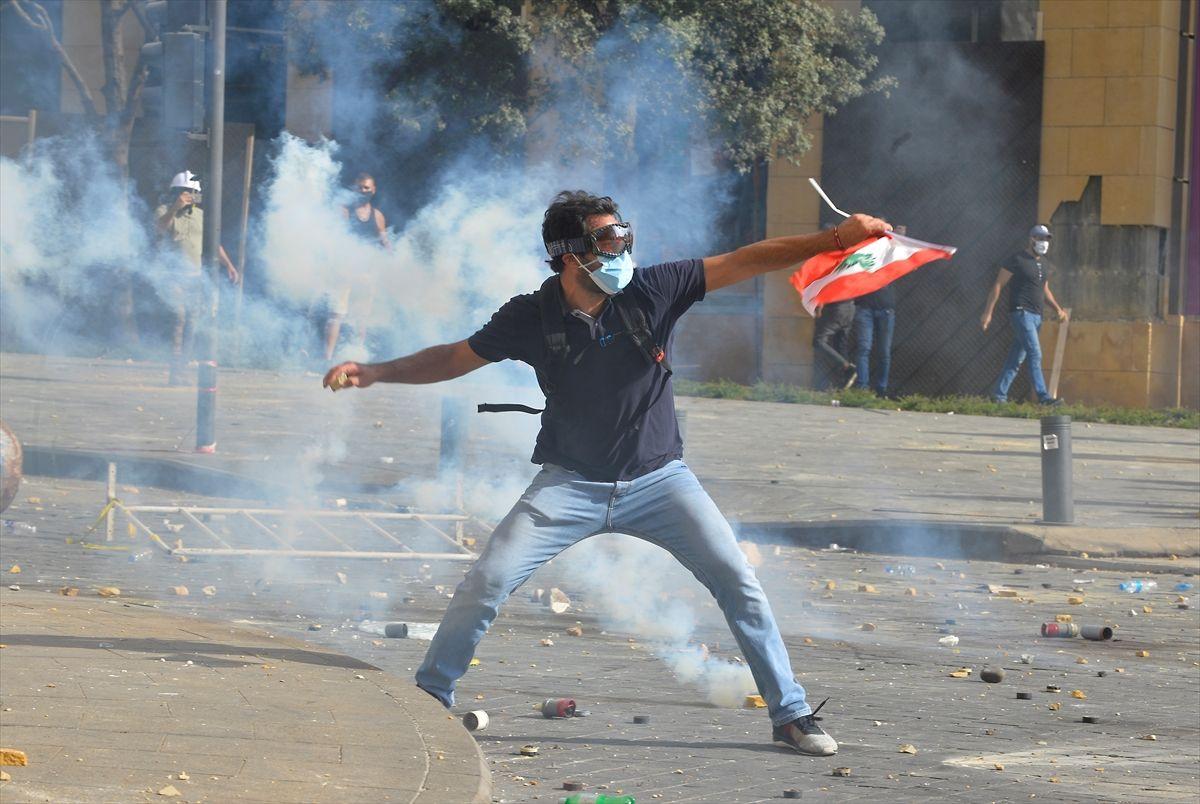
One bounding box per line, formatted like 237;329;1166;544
613;292;672;376
537;274;570;395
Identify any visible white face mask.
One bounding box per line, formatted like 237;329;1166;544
578;251;634;295
1033;240;1049;256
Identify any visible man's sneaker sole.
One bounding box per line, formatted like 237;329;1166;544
772;716;839;756
773;733;838;756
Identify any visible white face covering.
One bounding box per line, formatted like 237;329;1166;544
1033;240;1049;256
577;251;635;295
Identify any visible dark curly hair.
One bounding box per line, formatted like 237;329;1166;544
541;190;621;273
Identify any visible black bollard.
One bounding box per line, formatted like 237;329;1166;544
1040;415;1073;524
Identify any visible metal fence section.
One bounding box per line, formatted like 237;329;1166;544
93;462;482;562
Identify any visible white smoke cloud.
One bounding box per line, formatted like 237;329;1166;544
557;533;757;708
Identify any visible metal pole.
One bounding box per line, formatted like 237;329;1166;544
1040;415;1073;524
196;0;226;453
439;397;467;510
105;462;117;542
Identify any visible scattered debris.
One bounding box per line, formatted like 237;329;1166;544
1135;650;1150;658
898;744;917;754
540;638;554;647
0;749;28;766
170;586;188;596
832;767;851;777
980;668;1005;683
1067;596;1085;605
633;714;650;724
546;588;571;614
59;587;78;596
541;699;576;718
1048;702;1062;711
566;626;583;637
860;623;876;631
744;694;767;708
157;785;181;797
96;587;120;597
948;668;972;678
519;744;539;757
384;623;408;638
938;635;959;647
1016;692;1033;700
463;711;489;731
1071;690;1087;699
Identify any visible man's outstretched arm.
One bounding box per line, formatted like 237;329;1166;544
702;213;890;292
322;339;489;390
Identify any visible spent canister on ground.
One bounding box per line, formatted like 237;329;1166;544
1041;622;1080;638
462;710;489;731
1080;624;1114;641
541;698;576;718
1040;415;1074;524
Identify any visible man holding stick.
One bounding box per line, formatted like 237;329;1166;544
323;190;889;755
981;224;1068;405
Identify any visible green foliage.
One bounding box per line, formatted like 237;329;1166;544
673;379;1200;429
282;0;890;171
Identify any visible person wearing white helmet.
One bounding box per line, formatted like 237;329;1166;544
980;223;1068;405
154;170;239;385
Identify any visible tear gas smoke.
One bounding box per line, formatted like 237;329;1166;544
556;533;756;708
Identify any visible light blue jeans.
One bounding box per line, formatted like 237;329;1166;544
415;459;812;726
853;307;895;395
992;309;1051;402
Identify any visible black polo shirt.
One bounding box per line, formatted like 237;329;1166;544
468;259;705;481
1002;250;1050;315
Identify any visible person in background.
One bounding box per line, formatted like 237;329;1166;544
980;223;1068;405
324;173;389;361
812;299;857;391
323;189;891;757
153;170;239;386
851;224;903;397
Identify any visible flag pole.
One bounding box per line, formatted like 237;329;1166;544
808;178;850;219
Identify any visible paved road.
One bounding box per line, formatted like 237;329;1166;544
1;352;1198;802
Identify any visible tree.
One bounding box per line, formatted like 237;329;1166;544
3;0;153;175
285;0;889;173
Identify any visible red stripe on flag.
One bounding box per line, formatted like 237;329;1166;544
810;247;951;306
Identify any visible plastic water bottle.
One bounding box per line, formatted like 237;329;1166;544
2;519;37;534
562;795;636;804
1175;582;1194;592
1118;580;1157;593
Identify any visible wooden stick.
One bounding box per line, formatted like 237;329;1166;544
1048;308;1071;399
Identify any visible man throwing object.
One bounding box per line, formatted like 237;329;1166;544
324;190;889;756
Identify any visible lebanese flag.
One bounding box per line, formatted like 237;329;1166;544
789;231;957;316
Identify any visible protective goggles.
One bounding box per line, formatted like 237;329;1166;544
545;221;634;259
